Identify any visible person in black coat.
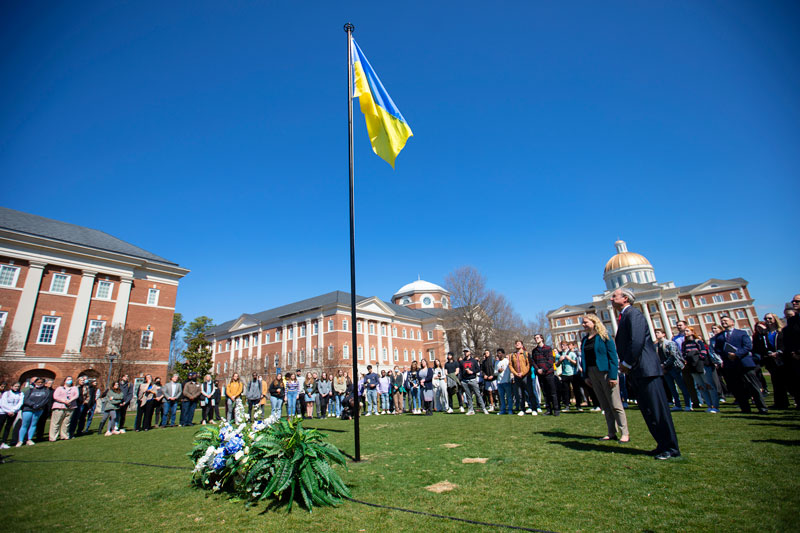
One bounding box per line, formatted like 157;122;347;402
612;288;680;460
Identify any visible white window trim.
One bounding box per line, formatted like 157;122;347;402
343;345;350;360
0;310;7;331
49;273;71;294
140;330;153;349
36;316;61;345
147;288;160;306
427;330;433;340
95;280;114;300
0;265;21;288
85;319;106;347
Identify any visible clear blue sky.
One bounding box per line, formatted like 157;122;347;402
2;1;798;330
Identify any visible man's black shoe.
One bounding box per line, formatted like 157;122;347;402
654;452;673;460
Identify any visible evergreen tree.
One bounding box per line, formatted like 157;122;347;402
178;316;215;381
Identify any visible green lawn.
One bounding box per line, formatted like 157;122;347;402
1;402;798;532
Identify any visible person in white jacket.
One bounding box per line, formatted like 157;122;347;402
0;382;23;448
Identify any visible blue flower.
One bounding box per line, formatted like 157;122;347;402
223;435;244;456
212;452;227;471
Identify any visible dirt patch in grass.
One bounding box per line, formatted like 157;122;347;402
425;480;458;493
461;457;488;464
441;443;462;448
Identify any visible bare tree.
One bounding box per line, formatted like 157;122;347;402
82;325;150;388
444;266;522;353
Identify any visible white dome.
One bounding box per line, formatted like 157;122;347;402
393;279;448;297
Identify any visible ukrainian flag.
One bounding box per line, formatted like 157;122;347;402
351;38;413;168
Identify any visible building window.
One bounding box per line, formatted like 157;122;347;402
698;297;707;305
300;325;306;337
704;314;714;324
312;348;318;362
682;300;690;308
243;336;249;348
0;265;20;287
565;318;573;325
730;292;740;300
369;323;375;335
735;310;746;319
669;317;677;327
219;342;224;351
357;321;362;333
411;350;417;361
300;349;306;364
394;348;399;361
380;324;386;336
427;330;433;340
37;316;61;344
224;362;228;373
713;295;724;303
649;303;657;313
688;316;697;325
274;354;279;367
96;280;113;299
226;342;230;351
85;320;106;346
140;330;153;349
416;331;421;340
235;338;240;349
404;349;408;361
422;296;432;306
392;326;397;337
556;320;562;327
313;322;318;335
328;319;334;331
653;318;662;329
665;301;674;310
382;347;388;361
442;297;449;309
147;288;159;306
264;332;270;343
370;347;376;360
276;329;282;342
50;273;70;294
328;345;334;359
343;345;349;359
402;328;407;338
288;351;294;367
602;311;610;320
401;296;411;305
428;349;435;361
357;346;363;360
342;319;348;331
288;327;293;340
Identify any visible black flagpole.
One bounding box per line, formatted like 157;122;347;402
344;22;361;462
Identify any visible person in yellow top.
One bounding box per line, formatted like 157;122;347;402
225;373;243;421
259;375;269;417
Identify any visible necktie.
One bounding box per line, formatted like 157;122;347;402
617;312;622;323
725;330;731;341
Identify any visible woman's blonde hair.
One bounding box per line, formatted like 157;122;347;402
584;313;609;341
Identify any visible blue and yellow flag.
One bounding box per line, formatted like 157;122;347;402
351;38;413;168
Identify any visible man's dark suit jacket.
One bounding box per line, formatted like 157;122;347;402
713;328;756;369
615;305;662;379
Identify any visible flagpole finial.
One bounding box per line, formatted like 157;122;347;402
344;23;354;33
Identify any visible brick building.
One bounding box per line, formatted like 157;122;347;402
206;280;452;380
0;207;189;386
547;240;758;346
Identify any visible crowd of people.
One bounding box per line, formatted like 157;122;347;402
1;293;798;451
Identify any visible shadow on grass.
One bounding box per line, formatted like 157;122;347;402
536;430;598;440
547;440;652;456
752;438;800;446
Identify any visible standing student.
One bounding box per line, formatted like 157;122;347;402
181;373;201;426
138;375;158;431
212;380;223;420
304;373;317;419
682;328;716;412
510;341;536;415
405;362;420;414
98;382;124;436
285;373;300;418
333;370;347;417
432;360;449;413
268;376;284;418
161;374;182;427
532;334;559;416
418;359;434;415
612;289;679;460
17;378;51;446
0;382;23;448
50;377;79;442
226;373;243;421
200;374;216;425
117;374;133;431
444;353;463;413
655;329;693;411
363;366;379;416
460;349;488;415
756;314;792;409
317;372;332;419
245;373;263;420
378;370;391;415
481;350;497;411
556;342;583;411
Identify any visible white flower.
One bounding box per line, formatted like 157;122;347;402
234;450;244;461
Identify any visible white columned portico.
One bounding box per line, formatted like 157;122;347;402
305;319;312;367
63;270;97;354
641;302;656;341
111;277;133;328
281;325;288;370
317;314;324;363
361;318;369;364
387;322;394;366
377;321;383;369
657;300;673;338
292;321;299;367
256;327;263;370
7;260;46;354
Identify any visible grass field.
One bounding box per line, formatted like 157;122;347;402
1;402;798;532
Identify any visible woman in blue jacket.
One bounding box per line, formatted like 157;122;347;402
581;313;629;443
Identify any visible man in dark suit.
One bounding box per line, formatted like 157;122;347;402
612;288;680;460
715;315;768;414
